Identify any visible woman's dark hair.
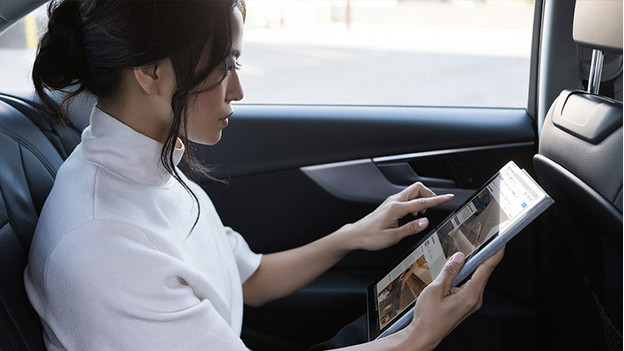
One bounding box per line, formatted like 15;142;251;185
33;0;245;234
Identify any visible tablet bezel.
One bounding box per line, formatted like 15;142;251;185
366;166;504;341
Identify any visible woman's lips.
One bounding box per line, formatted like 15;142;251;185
220;112;233;126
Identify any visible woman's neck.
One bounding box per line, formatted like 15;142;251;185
96;69;174;144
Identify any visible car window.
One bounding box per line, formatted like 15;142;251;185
0;0;535;108
0;2;47;93
240;0;535;108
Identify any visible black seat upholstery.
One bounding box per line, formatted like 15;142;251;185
533;1;623;350
534;91;623;346
0;94;81;351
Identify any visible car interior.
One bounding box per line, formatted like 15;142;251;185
0;0;621;351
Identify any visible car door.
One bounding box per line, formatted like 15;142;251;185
194;107;537;349
186;1;543;350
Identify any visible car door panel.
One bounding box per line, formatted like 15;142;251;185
196;105;535;177
192;104;538;350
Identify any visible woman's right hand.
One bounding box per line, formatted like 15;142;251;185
403;248;505;350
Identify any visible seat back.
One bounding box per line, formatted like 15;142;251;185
0;94;81;350
534;1;623;349
534;90;623;335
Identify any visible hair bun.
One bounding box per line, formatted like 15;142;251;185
34;0;85;89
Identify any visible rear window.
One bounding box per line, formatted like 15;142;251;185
0;3;46;93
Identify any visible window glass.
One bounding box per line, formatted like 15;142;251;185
0;3;47;92
240;0;535;107
0;0;535;108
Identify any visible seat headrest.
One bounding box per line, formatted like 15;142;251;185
573;0;623;53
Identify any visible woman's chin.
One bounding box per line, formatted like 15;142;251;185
189;132;222;146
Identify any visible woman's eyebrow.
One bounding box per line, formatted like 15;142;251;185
231;49;241;58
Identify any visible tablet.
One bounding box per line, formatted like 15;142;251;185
366;161;553;340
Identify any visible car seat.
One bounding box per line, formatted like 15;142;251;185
0;93;81;350
533;1;623;350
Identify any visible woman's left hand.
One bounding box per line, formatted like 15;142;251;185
343;182;454;251
244;182;453;306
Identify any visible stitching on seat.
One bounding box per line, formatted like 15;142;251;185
0;309;22;350
0;127;57;178
0;129;54;255
0;221;24;350
613;185;623;210
0;188;8;229
0;174;28;256
19;144;41;216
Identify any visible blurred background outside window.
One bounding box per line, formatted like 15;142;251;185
0;0;535;108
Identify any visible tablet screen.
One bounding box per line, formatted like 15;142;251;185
368;161;545;338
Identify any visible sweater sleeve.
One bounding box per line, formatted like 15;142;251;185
224;227;262;283
40;220;251;351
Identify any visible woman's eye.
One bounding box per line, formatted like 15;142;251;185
226;60;241;72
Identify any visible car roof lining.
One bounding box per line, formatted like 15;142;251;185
0;0;46;33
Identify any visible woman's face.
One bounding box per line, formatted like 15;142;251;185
185;7;245;145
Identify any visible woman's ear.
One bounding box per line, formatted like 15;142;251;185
133;62;160;95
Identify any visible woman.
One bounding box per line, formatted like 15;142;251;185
25;1;503;350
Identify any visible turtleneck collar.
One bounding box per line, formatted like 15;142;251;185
80;106;185;186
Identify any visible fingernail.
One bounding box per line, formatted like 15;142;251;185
451;252;464;264
418;218;428;228
445;194;455;197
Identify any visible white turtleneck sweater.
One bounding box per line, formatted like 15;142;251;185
25;106;261;350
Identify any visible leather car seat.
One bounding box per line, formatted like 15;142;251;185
0;94;81;351
533;1;623;350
